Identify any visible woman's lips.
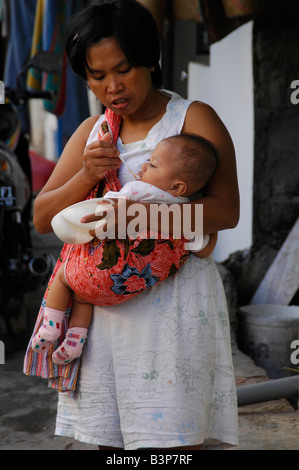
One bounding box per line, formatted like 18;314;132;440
111;98;129;110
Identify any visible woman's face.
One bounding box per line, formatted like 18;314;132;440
85;37;154;118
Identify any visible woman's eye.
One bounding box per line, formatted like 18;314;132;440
119;66;131;74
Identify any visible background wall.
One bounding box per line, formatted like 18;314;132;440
252;5;299;249
188;21;254;262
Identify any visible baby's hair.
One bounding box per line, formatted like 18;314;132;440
165;133;219;196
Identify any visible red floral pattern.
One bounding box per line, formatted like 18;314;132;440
62;109;189;306
65;233;188;306
24;107;190;393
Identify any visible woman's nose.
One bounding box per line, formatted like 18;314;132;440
107;75;123;94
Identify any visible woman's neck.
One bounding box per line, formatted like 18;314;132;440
119;89;170;144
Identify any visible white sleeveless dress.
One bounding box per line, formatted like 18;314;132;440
55;90;239;449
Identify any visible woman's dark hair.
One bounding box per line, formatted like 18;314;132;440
65;0;162;87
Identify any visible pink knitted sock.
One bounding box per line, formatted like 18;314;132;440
32;308;65;353
52;327;88;365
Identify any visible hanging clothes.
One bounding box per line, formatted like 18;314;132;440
57;0;90;150
1;0;10;38
26;0;89;154
4;0;36;132
4;0;36;89
42;0;67;116
27;0;67;117
26;0;44;93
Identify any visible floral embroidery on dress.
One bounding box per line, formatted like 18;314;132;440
130;351;178;399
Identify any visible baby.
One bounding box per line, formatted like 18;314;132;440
32;133;218;365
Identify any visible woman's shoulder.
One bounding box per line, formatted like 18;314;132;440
183;101;233;147
185;100;218;123
157;90;193;137
71;114;104;146
79;115;102;134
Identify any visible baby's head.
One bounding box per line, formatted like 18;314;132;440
141;133;218;197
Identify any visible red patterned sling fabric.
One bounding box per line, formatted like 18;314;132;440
23;108;189;394
65;107;188;307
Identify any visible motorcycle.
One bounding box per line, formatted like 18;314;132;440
0;51;61;341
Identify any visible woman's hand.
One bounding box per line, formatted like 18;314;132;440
81;198;150;240
82;132;122;186
33;118;122;234
193;232;218;258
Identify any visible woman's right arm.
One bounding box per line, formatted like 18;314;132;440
33;116;121;234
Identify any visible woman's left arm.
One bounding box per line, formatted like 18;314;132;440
183;101;240;235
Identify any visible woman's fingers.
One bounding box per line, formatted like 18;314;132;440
85;132;119;153
85;141;119;156
81;199;116;223
81;198;149;241
81;198;120;240
100;131;113;142
82;138;121;182
85;154;121;169
84;146;120;163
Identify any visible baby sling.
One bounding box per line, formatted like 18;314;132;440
23;108;189;395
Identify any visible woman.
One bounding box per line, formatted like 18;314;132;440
33;0;239;450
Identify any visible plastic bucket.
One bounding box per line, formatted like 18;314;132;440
237;304;299;378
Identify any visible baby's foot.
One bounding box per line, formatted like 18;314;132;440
52;327;88;365
32;308;64;353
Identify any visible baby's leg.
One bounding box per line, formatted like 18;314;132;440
52;295;93;365
69;293;93;329
32;264;71;353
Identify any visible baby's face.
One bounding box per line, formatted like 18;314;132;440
141;140;178;192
